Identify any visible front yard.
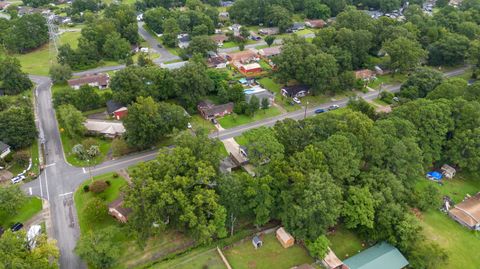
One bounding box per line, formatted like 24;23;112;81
224;233;313;269
218;106;282;129
60;131;112;167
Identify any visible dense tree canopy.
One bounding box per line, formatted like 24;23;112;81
1;14;48;53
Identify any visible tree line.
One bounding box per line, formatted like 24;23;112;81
0;14;48;53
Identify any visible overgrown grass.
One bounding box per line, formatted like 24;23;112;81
258;77;282;95
13;44;54;76
59;30;82;49
59;131;112;167
218;107;282;129
0;196;42;227
367;73;408;89
189;115;216;133
151;248;225;269
224;233;313;269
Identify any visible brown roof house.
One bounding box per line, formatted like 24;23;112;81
305;19;326;28
211;34;228;46
226;49;259;63
322;248;348;269
68;73;110;90
197;100;234;120
448;192;480;230
258;46;282;58
276;227;294;248
108;196;132;223
354;69;376;81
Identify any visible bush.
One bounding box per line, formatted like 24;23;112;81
105;180;111;186
89;180;109;194
111;138;130;157
379;91;394;104
82;197;108;221
13;150;30;167
83;185;90;192
112;173;119;178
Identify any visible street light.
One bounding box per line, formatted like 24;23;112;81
304;101;309;120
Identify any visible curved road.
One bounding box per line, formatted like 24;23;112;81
24;58;469;268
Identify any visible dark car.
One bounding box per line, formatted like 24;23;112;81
211;118;218;124
315;108;326;114
157;44;163;48
11;222;23;232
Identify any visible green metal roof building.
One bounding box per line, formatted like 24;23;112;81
343;242;409;269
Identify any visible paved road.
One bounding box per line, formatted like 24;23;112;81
137;21;180;64
25;60;468;268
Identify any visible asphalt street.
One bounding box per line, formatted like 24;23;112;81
24;55;468;268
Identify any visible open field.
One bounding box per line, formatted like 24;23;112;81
224;233;313;269
218;107;282;129
13;44;54;76
417;174;480;269
0;196;42;227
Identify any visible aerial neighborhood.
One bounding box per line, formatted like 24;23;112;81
1;0;480;268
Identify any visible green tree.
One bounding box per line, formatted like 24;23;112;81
174;61;214;110
336;28;374;69
245;95;260;116
57;104;86;139
4;14;48;53
0;185;27;216
261;98;269;110
265;35;276;47
399;67;443;99
0;230;59;268
102;33;131;61
75;227;121;269
83;197;107;221
244;127;285;166
0;57;33;95
347;97;377;119
301;52;338;95
304;0;330;19
306;235;330;259
144;7;170;34
265;5;293;32
342;186;375;229
428;33;470;66
187;35;217;56
49;64;72;84
162;18;180;47
123;97;161;148
217;173;249;236
426;78;467;100
382;37;427;73
446;128;480;173
0;106;37;149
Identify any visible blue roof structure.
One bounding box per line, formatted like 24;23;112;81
343;242;409;269
427;171;443;180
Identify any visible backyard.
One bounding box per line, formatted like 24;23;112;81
327;226;367;260
417;173;480;269
151;248;225;269
74;173;193;269
223;233;313;269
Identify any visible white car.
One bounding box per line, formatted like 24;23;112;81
328;104;339;110
187;122;192;129
293;97;301;104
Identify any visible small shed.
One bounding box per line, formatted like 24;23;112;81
252;235;263;249
276;227;294;248
441;164;456;179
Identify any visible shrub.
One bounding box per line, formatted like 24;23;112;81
89;180;109;194
83;197;108;221
111;138;130;157
13;150;30;167
105;180;111;186
112;173;119;178
83;185;90;192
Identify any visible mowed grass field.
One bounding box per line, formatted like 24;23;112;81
218;106;282;129
0;196;43;227
151;248;225;269
224;233;313;269
417;174;480;269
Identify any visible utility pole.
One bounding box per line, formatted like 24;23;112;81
304;101;309;120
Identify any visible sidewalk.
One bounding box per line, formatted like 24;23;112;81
24;199;53;237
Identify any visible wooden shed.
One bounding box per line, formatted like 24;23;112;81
276;227;294;248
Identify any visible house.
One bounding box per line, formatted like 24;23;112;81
0;2;11;10
289;22;305;32
441;164;456;179
258;46;282;59
220;0;233;7
244;86;274;106
0;141;11;159
229;24;242;37
177;33;190;48
305;19;326;28
108;196;132;223
259;27;279;35
106;100;128;120
354;69;376;81
343;242;409;269
275;227;294;248
84;119;125;138
226;49;258;63
252;235;263;249
207;52;228;69
197;101;234;120
281;85;310;98
250;31;262;41
68;73;110;90
448;192;480;230
219;11;229;20
322;248;348;269
211;34;228;45
235;62;263;75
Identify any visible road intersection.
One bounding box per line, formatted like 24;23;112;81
23;27;470;268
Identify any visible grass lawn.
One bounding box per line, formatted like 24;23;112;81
415;173;480;269
224;233;313;269
367;73;407;89
327;226;367;260
59;31;82;49
60;131;112;167
0;196;42;227
258;77;282;95
13;44;55;76
75;173;193;268
218;107;282;129
234;134;247;147
190;115;216;133
151;248;225;269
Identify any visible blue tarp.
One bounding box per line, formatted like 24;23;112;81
427;171;443;180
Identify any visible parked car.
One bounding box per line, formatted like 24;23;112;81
157;44;163;48
293;97;301;104
328;104;339;110
11;175;25;184
11;222;23;232
315;108;326;114
211;118;218;124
